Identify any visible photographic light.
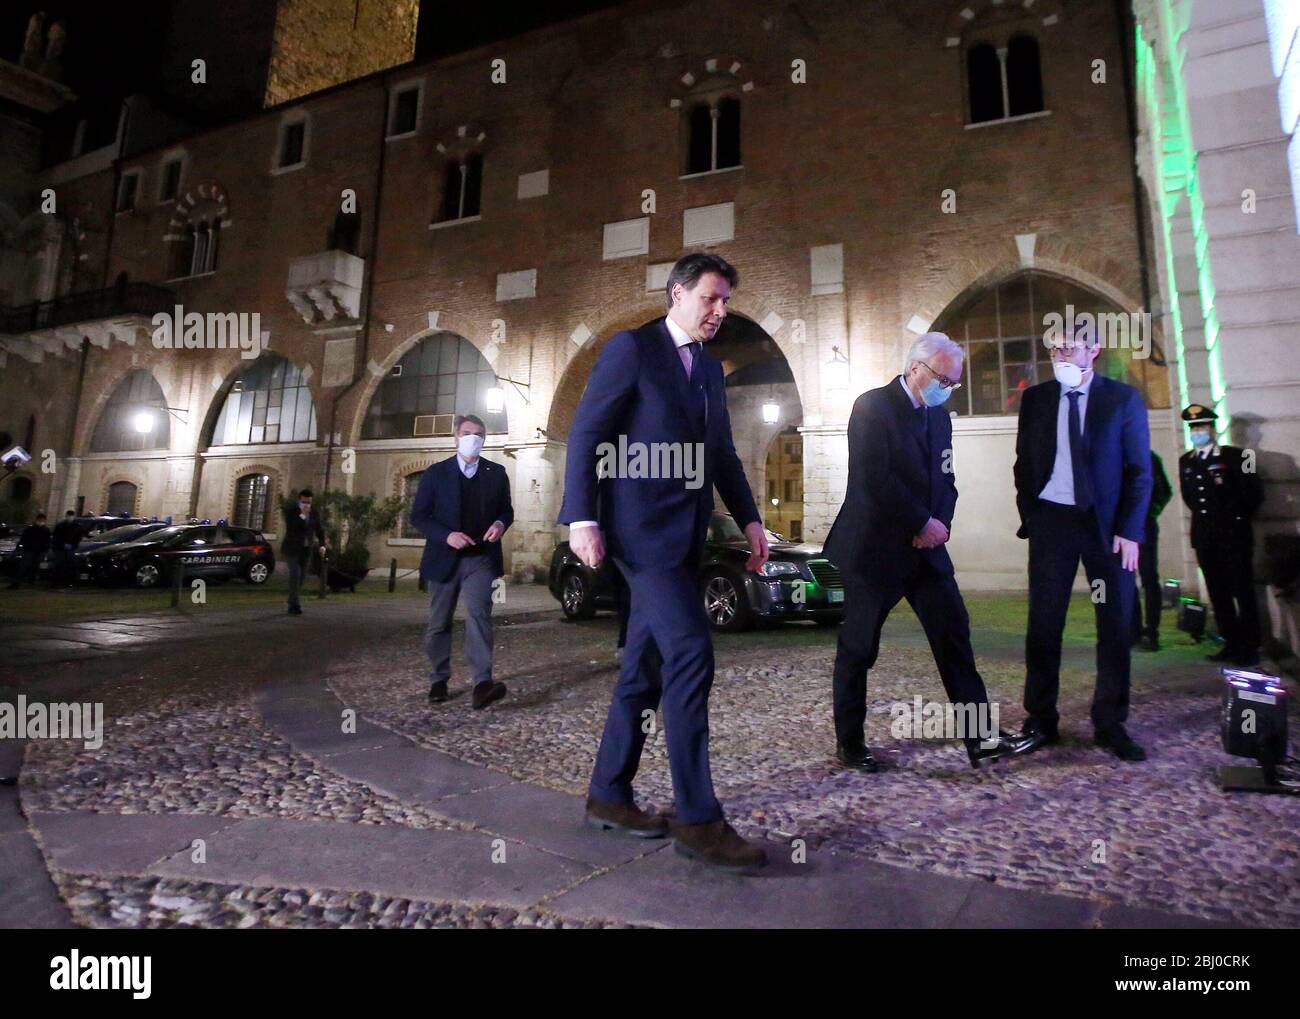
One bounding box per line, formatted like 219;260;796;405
133;411;155;433
485;387;505;413
762;402;780;424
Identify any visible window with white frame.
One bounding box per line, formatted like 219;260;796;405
967;33;1045;125
435;152;483;223
684;95;741;175
170;216;222;278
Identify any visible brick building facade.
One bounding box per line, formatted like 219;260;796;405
3;0;1191;596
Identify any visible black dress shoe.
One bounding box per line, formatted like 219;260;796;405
1206;646;1235;663
966;730;1039;767
1020;720;1060;746
471;680;507;710
835;741;878;772
1095;728;1147;761
427;680;449;703
1138;635;1160;652
287;605;303;616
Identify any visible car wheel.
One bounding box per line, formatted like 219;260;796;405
245;561;270;585
560;568;596;619
702;570;752;633
134;563;161;588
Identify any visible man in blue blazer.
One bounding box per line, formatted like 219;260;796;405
1014;327;1152;760
410;414;513;710
558;252;770;873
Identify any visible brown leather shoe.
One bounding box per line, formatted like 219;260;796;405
471;680;507;710
671;819;768;873
584;797;668;838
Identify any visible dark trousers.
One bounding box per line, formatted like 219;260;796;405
286;548;311;609
1024;500;1136;735
1130;520;1162;640
831;558;990;747
589;557;722;825
612;562;631;650
1199;545;1260;655
51;548;77;586
9;550;43;587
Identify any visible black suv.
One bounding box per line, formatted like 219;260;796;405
84;524;275;588
547;512;844;632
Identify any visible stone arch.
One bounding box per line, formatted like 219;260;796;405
83;368;174;455
347;321;502;443
545;295;805;443
941;0;1065;46
199;353;319;449
223;462;285;532
99;470;146;517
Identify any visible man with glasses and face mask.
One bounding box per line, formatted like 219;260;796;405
1014;325;1152;761
410;414;513;709
824;332;1036;772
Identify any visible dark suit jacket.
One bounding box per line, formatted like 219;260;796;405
1013;374;1152;544
410;455;514;583
824;377;958;580
280;505;325;557
556;316;760;569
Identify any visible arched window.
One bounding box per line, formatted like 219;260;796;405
966;33;1045;124
362;332;506;439
233;473;271;530
932;271;1169;416
91;370;170;452
211;355;317;446
106;481;137;516
435;152;483;223
1006;35;1044;117
170;216;221;278
400;470;424;537
685;96;742;174
967;43;1003;124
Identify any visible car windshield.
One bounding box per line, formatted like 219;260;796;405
136;526;188;544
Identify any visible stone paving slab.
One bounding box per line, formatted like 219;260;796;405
0;827;75;928
144;816;594;909
434;781;669;869
31;810;240;876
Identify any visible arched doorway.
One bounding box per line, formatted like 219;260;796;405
931;270;1170;416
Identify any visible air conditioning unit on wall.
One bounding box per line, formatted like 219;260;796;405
413;414;454;437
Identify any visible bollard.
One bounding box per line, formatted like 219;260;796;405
388;558;397;592
171;559;184;609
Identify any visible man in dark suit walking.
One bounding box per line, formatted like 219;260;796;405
824;332;1034;772
558;252;770;873
8;511;51;588
281;488;326;615
1014;327;1152;760
410;414;513;709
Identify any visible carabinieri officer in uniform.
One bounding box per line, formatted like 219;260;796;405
1177;404;1265;667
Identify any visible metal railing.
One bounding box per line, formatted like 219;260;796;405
0;282;175;336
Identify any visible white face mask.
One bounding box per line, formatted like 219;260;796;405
1052;360;1084;389
458;433;485;459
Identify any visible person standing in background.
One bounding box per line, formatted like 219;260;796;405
1132;450;1173;651
281;488;326;616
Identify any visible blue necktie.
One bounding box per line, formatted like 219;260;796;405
686;341;706;432
1066;390;1093;511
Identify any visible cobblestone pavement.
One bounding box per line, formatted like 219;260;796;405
56;874;637;929
6;596;1298;928
328;616;1300;929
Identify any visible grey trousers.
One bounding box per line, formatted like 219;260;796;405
425;553;496;687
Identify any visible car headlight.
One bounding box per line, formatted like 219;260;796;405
757;560;799;577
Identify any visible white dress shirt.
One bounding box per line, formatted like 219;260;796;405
570;315;704;532
1038;370;1095;505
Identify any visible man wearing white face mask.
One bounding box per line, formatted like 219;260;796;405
1014;325;1152;761
409;414;514;709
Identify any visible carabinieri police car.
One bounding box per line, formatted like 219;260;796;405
84;521;275;588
